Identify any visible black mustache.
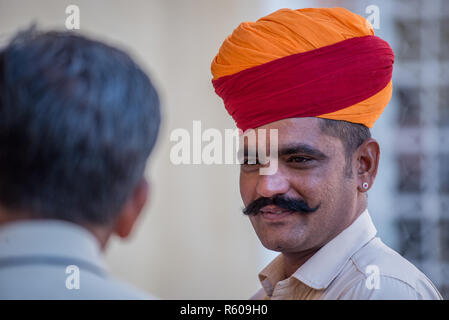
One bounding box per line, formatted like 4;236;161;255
242;196;320;216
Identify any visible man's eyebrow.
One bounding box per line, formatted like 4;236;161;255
278;143;328;159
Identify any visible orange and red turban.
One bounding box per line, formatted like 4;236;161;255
211;8;395;131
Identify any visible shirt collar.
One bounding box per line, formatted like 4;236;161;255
259;209;377;293
0;219;107;271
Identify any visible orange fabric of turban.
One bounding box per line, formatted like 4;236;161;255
211;7;395;129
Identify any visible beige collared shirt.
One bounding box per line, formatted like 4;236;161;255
251;209;442;300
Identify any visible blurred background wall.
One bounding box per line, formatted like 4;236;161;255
0;0;447;299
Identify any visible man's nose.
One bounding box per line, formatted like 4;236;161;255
255;171;289;198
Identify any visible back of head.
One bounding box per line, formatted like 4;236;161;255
0;28;161;226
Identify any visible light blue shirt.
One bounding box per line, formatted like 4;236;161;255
0;219;155;299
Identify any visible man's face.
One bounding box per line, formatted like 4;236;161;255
240;117;359;253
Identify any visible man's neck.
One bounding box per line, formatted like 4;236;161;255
0;210;111;251
281;206;368;279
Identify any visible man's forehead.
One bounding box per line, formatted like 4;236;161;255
242;117;334;149
257;117;322;137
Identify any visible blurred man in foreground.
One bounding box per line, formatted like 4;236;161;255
0;29;160;299
211;8;442;299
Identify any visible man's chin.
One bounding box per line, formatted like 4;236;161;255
259;237;306;253
253;222;308;252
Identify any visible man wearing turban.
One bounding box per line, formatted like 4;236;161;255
211;8;442;300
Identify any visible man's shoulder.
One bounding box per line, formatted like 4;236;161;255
0;264;156;300
351;237;427;287
343;237;442;299
89;276;157;300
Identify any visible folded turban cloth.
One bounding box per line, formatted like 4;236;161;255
211;8;395;131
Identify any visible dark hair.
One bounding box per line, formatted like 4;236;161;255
0;28;161;225
319;118;371;178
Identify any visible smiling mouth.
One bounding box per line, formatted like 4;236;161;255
258;205;295;221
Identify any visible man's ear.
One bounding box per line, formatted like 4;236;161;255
356;138;380;192
113;178;150;239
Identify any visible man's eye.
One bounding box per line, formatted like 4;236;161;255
287;156;312;163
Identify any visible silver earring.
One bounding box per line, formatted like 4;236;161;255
362;182;369;190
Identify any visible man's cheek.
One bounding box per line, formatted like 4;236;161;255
240;180;256;206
